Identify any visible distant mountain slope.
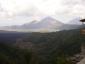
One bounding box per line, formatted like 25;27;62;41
0;17;63;32
59;24;81;30
33;17;63;29
59;17;82;30
17;17;63;29
67;17;81;25
0;17;83;32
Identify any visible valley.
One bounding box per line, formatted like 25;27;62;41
0;28;84;64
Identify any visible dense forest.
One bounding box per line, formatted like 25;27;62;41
0;29;85;64
0;43;32;64
20;29;83;64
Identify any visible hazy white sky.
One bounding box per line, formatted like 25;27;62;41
0;0;85;26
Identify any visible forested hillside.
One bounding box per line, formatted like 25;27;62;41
16;29;84;64
0;43;33;64
0;29;85;64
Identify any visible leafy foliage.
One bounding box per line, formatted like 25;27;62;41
22;29;83;64
0;43;32;64
0;29;84;64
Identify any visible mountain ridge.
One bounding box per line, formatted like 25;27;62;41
0;17;83;32
0;17;63;32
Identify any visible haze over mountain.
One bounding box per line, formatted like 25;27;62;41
58;18;82;30
0;16;83;32
19;17;63;29
67;17;82;25
0;17;64;32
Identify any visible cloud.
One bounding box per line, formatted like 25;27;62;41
53;0;85;22
0;4;14;19
15;6;47;21
62;0;85;16
0;0;85;25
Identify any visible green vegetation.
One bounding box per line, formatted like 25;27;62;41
0;43;32;64
22;29;83;64
0;29;85;64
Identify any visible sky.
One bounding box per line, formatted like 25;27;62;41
0;0;85;26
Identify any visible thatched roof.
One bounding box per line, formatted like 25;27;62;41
80;19;85;22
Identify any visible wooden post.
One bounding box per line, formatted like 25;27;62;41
80;19;85;57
